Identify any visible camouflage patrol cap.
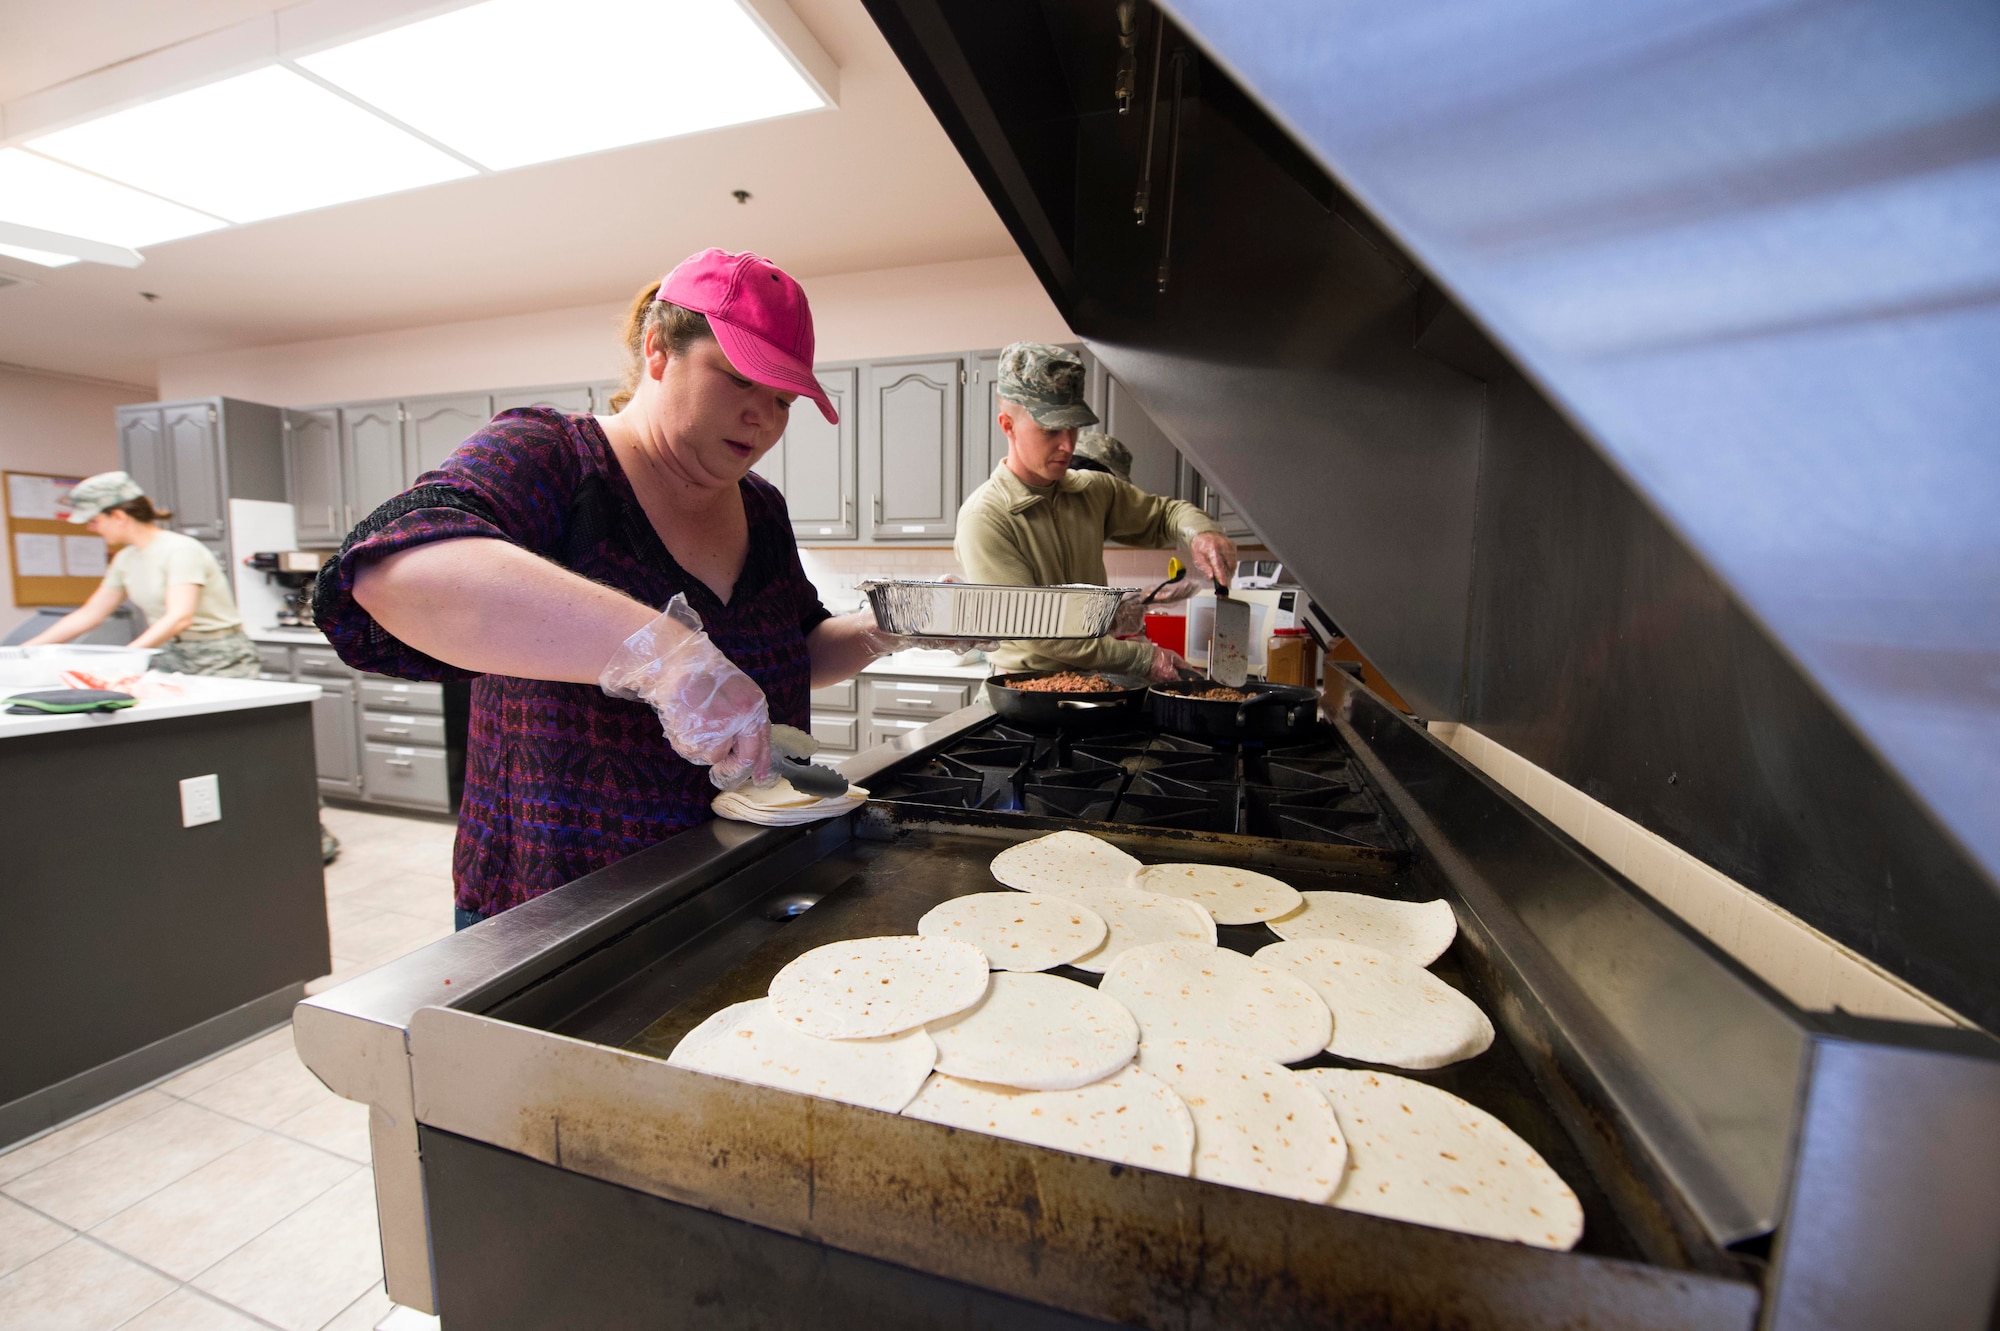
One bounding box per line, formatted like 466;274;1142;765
996;342;1099;430
64;471;146;522
1071;432;1133;482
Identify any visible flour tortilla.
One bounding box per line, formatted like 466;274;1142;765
768;935;990;1040
1257;939;1494;1069
990;830;1142;897
1062;889;1216;974
1135;1039;1347;1202
926;972;1139;1090
668;998;936;1114
1129;863;1304;925
1101;941;1330;1064
903;1065;1195;1175
917;892;1107;971
1266;892;1457;966
1304;1068;1584;1250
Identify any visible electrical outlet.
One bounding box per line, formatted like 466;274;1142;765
180;774;221;828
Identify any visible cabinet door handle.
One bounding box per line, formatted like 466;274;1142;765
386;758;414;768
383;727;411;736
843;497;853;531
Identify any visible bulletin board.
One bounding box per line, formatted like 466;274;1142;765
5;471;108;608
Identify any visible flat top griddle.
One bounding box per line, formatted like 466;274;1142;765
607;821;1647;1264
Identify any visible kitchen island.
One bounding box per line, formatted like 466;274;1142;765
0;676;330;1147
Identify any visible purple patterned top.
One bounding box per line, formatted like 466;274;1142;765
314;408;829;916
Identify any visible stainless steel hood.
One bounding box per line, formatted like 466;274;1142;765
858;0;2000;1030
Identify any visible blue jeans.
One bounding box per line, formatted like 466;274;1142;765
454;907;488;931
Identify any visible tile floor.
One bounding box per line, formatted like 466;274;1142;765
0;805;456;1330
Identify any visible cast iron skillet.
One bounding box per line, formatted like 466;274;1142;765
985;670;1152;729
1146;680;1323;742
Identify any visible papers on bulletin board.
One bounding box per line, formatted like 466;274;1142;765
13;532;63;577
7;474;65;521
63;535;107;577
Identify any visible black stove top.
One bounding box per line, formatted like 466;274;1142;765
865;721;1399;850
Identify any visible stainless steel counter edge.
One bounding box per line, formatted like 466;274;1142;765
291;694;997;1312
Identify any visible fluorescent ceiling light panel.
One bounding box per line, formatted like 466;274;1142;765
0;243;78;268
298;0;826;171
0;148;223;250
28;66;476;224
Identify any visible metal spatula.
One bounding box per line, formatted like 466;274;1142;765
1209;584;1251;687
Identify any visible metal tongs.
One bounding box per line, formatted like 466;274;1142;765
768;724;850;798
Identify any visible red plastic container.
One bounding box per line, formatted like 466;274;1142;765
1143;611;1187;656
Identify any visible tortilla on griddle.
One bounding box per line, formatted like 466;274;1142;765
1129;863;1304;925
917;892;1107;971
926;972;1139;1090
768;935;990;1040
1266;891;1457;967
990;830;1142;897
903;1065;1196;1175
1062;889;1216;974
668;998;936;1114
1100;941;1330;1064
1257;939;1494;1069
1303;1067;1584;1251
1135;1039;1347;1203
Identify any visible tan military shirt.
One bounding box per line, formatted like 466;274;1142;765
955;462;1219;675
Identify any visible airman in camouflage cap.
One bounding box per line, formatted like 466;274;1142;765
1070;431;1133;482
996;342;1099;430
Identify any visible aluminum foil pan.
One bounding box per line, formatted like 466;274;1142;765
861;581;1123;640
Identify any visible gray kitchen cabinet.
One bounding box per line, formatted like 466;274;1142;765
1100;374;1185;501
362;742;451;811
116;397;284;587
119;409;170;514
405;394;492;479
163;402;225;541
960;351;1004;504
494;385;593;415
283;408;344;547
1186;468;1259;542
756;365;857;540
312;676;361;796
865;356;960;540
590;380;623;412
341;401;405;524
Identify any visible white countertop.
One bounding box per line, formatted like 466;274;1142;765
0;675;322;739
860;650;993;681
246;626;330;646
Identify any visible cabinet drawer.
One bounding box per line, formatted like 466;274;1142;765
360;679;444;715
363;710;446;746
867;718;932;750
865;678;971;719
295;647;352;679
809;679;857;712
809;714;858;752
363;742;451;810
256;646;292;676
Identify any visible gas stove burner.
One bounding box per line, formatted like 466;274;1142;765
866;716;1401;852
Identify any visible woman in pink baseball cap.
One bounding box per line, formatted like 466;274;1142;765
313;249;924;926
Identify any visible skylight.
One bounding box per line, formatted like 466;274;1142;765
0;243;78;268
0;0;831;268
29;66;477;225
296;0;826;171
0;149;224;256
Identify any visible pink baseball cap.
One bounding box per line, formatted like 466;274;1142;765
659;248;837;423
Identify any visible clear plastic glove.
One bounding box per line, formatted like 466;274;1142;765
1147;644;1197;684
856;605;997;656
599;594;772;790
1188;530;1239;587
1113;588;1149;637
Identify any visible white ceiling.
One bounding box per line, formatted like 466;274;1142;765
0;0;1015;387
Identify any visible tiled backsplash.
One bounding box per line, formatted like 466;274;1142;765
801;547;1180;615
1427;722;1974;1030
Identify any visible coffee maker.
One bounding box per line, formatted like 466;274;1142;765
245;551;328;628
